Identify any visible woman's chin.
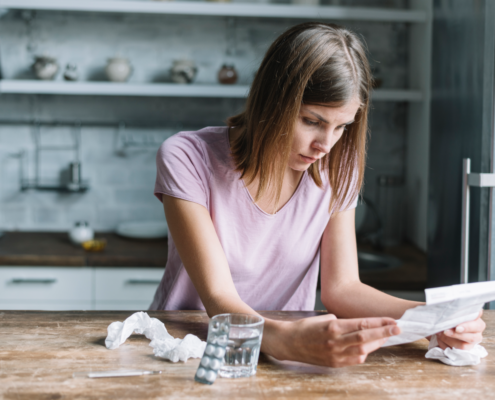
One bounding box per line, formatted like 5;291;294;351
289;162;311;172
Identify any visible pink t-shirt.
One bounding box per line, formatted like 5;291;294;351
150;126;357;311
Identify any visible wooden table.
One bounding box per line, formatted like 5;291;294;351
0;310;493;399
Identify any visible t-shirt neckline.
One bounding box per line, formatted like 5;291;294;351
224;126;307;217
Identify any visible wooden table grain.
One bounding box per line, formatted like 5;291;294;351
0;310;493;399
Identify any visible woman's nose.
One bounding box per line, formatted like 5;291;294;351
313;136;332;154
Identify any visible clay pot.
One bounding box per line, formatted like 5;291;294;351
170;59;197;84
32;56;59;80
106;58;132;82
63;63;78;81
218;64;238;85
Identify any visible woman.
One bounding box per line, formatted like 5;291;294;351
151;22;485;367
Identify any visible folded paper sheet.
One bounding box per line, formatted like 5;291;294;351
383;281;495;347
105;312;206;362
382;281;495;366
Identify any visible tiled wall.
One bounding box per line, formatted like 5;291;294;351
0;0;408;231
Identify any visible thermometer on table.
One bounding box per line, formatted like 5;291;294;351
73;370;162;378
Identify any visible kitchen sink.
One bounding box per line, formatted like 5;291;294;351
358;251;403;272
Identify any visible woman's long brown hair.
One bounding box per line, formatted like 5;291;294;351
227;22;371;213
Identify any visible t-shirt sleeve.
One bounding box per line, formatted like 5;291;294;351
340;190;359;211
154;134;210;209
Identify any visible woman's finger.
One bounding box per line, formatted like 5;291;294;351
328;355;368;368
436;334;449;350
437;332;483;343
437;333;480;351
341;337;390;357
447;316;486;335
340;355;368;367
327;317;397;336
340;324;400;347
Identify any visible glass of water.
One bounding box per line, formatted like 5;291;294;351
211;313;264;379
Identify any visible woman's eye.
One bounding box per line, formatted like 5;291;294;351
303;118;319;127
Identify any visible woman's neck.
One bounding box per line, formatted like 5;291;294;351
228;126;304;215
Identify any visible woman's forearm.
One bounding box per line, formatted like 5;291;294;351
322;280;422;320
203;285;409;365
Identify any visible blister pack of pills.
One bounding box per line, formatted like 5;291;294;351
194;316;230;385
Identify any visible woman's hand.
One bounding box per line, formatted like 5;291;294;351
435;310;486;351
271;314;400;368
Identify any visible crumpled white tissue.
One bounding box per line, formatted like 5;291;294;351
105;311;206;362
425;334;488;366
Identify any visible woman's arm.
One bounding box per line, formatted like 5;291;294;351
163;194;400;367
321;207;485;349
320;207;420;320
162;194;253;317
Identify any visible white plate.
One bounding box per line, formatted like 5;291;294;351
116;220;168;239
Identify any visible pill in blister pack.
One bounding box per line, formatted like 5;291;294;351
194;316;230;385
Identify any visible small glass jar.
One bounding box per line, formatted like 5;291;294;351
218;64;238;85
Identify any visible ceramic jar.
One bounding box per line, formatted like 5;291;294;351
218;64;238;84
170;59;197;84
63;63;78;81
32;56;59;80
69;221;94;245
106;58;132;82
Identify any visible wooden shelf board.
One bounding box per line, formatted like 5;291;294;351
0;80;250;98
0;80;423;101
0;1;427;22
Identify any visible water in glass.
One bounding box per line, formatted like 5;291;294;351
219;326;262;378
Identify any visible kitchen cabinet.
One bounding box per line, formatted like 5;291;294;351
0;266;164;310
0;267;92;310
94;268;163;310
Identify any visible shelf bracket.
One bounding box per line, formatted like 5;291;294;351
461;158;495;284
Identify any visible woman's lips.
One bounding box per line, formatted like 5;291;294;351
300;154;318;163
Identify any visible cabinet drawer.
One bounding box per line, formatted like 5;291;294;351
0;267;92;302
95;268;163;302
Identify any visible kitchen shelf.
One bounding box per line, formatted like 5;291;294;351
0;0;427;23
20;180;90;193
0;80;423;101
0;80;250;97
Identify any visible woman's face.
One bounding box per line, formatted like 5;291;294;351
288;97;361;172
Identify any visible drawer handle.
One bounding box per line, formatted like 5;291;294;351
126;279;161;285
10;278;57;284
